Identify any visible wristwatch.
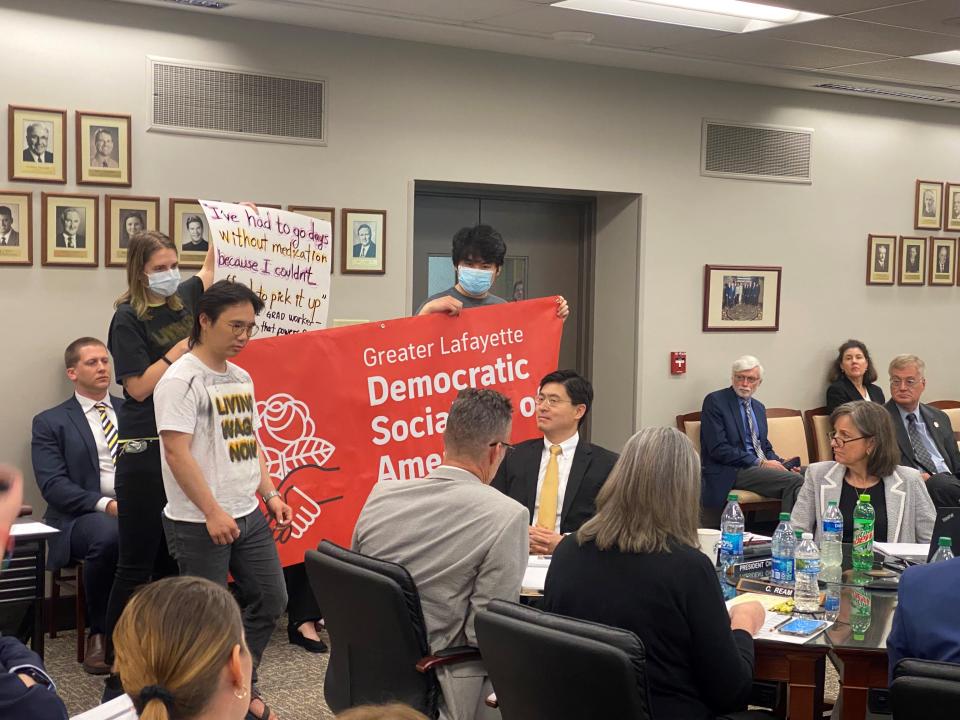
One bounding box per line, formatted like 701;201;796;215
13;666;53;689
261;490;281;504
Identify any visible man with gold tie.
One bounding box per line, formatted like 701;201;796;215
31;338;121;675
492;370;618;555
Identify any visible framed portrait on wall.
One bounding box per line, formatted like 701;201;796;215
898;236;926;286
928;236;956;286
288;205;335;266
76;111;132;186
914;180;943;230
0;191;33;266
341;208;385;275
42;193;98;267
944;183;960;232
702;264;781;332
8;105;67;183
169;198;209;269
866;234;896;286
106;195;160;267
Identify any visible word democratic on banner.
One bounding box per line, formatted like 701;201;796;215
236;298;563;566
203;200;332;338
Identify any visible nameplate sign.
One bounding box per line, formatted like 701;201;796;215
736;577;795;597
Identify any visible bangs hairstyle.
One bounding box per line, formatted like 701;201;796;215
114;576;245;720
830;401;899;478
115;231;182;320
451;224;506;268
828;340;878;384
577;427;700;554
188;280;266;348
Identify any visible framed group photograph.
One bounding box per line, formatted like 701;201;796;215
169;198;209;269
898;236;926;286
928;236;956;286
915;180;944;230
77;111;131;186
288;205;334;264
106;195;160;267
42;193;98;267
702;264;781;332
866;234;896;285
0;191;33;266
8;105;66;183
341;208;385;275
944;183;960;232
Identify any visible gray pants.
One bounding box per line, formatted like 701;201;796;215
163;508;287;683
735;465;805;513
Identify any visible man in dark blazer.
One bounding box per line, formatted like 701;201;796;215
0;207;19;246
352;223;376;258
32;338;121;675
55;208;84;249
492;370;618;555
700;355;804;511
22;123;54;163
885;353;960;508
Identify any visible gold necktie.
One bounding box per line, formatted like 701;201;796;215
537;445;562;531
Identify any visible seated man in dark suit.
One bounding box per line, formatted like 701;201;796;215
492;370;618;555
884;354;960;509
887;557;960;681
700;355;804;513
0;465;69;720
31;338;121;675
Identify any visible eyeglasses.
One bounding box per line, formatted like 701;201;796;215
889;377;921;388
489;441;515;453
733;374;761;385
828;432;871;448
535;394;572;408
226;321;259;338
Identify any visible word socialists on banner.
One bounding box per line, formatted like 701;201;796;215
235;298;562;566
202;200;332;337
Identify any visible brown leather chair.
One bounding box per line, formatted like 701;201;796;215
803;406;833;463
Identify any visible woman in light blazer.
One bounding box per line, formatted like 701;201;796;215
792;401;934;543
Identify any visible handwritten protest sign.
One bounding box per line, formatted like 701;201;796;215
202;200;332;337
234;298;563;566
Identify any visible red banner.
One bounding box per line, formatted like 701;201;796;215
234;298;562;566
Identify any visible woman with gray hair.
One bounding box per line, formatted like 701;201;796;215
542;427;769;720
791;401;934;543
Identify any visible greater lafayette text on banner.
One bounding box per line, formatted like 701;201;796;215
234;298;563;566
203;200;332;337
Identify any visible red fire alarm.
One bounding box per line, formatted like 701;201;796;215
670;352;687;375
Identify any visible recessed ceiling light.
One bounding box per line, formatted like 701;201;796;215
551;0;827;33
912;50;960;66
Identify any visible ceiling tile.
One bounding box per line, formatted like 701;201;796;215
751;0;919;14
288;0;532;23
852;0;960;38
829;57;960;84
660;34;894;70
760;17;960;56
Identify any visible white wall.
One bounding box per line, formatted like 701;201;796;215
4;0;960;511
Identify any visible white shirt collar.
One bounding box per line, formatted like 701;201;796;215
75;391;111;414
543;431;579;455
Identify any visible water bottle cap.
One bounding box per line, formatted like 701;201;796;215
794;530;803;539
939;536;952;547
779;512;791;521
727;493;738;502
827;500;838;506
858;494;871;502
802;532;814;540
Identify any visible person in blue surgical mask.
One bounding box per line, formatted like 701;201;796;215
417;224;568;319
101;231;215;703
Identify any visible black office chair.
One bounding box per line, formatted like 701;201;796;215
891;658;960;719
304;540;480;718
475;599;654;720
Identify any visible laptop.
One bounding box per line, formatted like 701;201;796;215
926;506;960;562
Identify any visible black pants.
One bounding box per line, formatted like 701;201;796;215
103;441;177;658
284;562;322;627
925;472;960;509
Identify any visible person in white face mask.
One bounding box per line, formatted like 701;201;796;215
101;230;215;705
417;224;569;320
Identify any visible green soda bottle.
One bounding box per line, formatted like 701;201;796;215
852;494;875;571
850;587;872;641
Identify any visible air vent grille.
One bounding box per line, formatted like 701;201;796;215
149;58;325;145
701;120;812;184
814;82;960;105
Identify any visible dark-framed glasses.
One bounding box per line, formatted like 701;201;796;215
489;441;515;453
828;432;872;448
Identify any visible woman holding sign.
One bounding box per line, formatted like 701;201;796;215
102;230;215;700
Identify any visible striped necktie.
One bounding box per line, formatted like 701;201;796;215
94;402;119;465
741;398;765;460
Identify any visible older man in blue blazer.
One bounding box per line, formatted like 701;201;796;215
31;338;121;675
700;355;804;511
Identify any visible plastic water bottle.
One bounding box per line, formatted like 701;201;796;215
820;565;842;622
771;513;796;584
931;536;955;563
794;532;821;613
821;500;843;568
719;493;745;571
852;494;875;571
